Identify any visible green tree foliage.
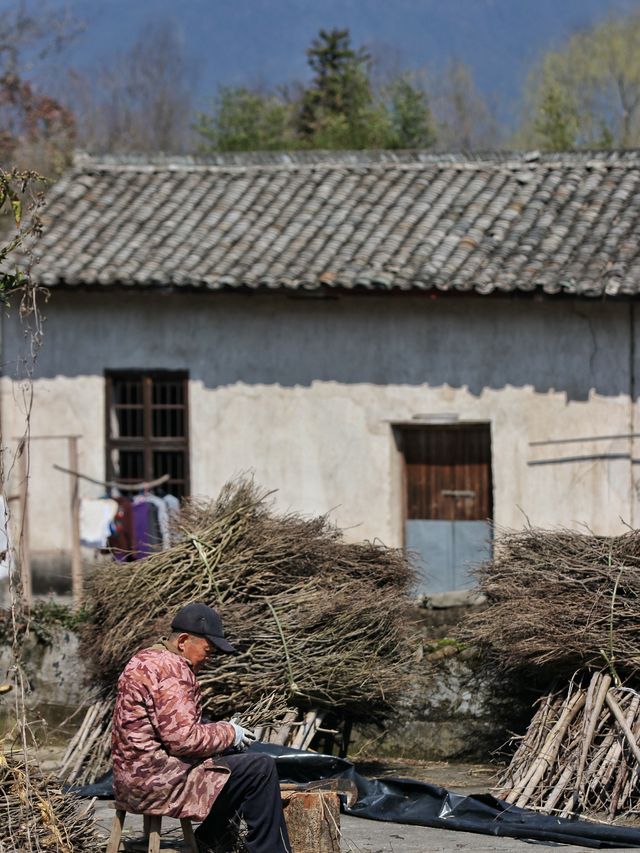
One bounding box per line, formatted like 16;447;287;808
0;167;45;300
521;12;640;149
195;87;297;152
196;27;437;152
530;80;580;151
387;76;437;149
297;28;384;147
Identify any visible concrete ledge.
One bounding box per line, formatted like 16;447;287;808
418;591;487;609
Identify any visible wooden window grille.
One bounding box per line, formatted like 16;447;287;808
105;371;190;498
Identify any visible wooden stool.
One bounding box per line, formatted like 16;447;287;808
105;805;198;853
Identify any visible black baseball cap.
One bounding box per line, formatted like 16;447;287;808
171;603;237;654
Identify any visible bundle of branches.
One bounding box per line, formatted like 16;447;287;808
64;478;415;784
463;527;640;676
497;671;640;820
0;749;102;851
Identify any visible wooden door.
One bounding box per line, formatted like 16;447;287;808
398;424;493;594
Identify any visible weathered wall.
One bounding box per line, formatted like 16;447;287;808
351;603;536;761
351;650;522;761
0;291;636;582
0;629;90;740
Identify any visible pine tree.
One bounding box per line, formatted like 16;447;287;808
297;28;377;146
387;77;437;149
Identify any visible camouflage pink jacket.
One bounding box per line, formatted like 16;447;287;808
111;644;236;819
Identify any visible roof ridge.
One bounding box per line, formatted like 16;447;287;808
72;148;640;173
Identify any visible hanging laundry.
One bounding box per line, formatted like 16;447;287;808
105;494;181;561
143;494;170;549
145;500;163;550
163;494;180;512
132;497;163;558
107;497;135;561
80;498;118;549
163;493;181;546
163;493;180;515
132;499;150;559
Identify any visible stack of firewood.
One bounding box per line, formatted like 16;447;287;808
498;671;640;819
61;477;416;785
464;527;640;820
0;749;102;851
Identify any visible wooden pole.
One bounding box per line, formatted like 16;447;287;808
606;692;640;765
68;437;83;607
18;444;32;607
572;673;611;808
273;709;299;745
510;689;586;808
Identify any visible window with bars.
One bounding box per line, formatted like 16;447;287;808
105;371;190;498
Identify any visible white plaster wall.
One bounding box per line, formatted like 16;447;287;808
0;291;635;557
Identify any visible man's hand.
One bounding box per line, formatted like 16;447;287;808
230;721;257;750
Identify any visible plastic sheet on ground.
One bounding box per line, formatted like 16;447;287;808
72;743;640;849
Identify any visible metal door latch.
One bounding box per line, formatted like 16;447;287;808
441;490;475;498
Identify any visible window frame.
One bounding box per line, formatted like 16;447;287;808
105;369;190;496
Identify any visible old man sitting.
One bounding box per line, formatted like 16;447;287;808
111;602;291;852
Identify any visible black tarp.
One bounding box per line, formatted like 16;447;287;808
73;743;640;849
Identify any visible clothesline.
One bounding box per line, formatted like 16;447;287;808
53;464;170;492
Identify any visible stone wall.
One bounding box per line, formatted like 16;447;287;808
0;627;91;742
351;602;534;761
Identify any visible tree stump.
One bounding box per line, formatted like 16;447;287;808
280;790;340;853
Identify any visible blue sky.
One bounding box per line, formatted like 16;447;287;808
19;0;640;123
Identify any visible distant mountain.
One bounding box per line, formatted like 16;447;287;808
50;0;640;124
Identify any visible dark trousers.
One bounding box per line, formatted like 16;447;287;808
196;752;291;853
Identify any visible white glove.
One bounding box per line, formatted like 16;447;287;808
230;721;257;750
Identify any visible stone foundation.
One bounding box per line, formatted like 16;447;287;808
0;626;91;742
351;602;536;761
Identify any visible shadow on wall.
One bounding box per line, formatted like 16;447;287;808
1;291;633;403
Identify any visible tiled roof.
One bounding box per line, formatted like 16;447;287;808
33;150;640;297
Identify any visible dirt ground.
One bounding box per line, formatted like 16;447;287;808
353;756;499;794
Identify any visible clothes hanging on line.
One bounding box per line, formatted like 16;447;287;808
140;494;170;550
107;497;135;562
132;496;162;558
103;493;181;561
163;494;180;514
80;497;119;549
